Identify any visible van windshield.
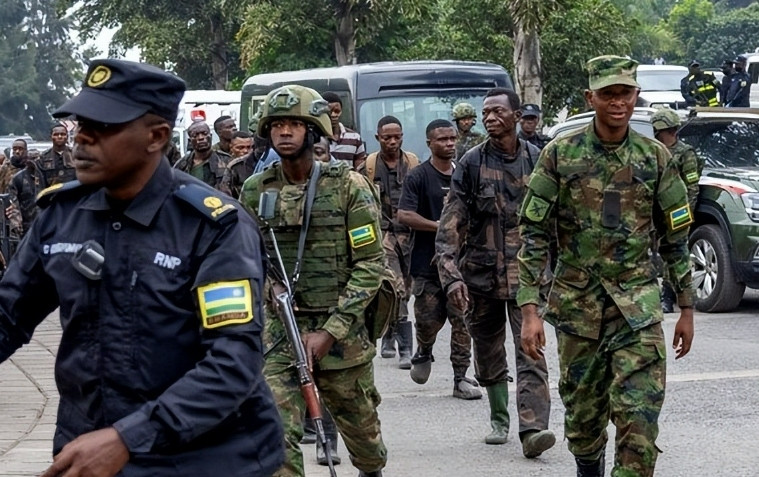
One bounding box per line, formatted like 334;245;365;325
637;70;684;92
358;93;489;160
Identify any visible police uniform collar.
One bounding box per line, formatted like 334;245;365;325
79;159;173;226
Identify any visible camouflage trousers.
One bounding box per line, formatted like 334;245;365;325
383;230;412;326
265;356;387;477
411;275;472;377
466;294;551;437
557;297;666;477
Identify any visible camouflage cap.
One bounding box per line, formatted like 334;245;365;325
651;108;681;131
586;55;640;91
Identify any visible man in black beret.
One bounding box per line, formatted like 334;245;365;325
518;104;550;150
0;59;284;477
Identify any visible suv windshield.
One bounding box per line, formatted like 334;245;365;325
637;71;683;91
358;93;488;160
680;118;759;168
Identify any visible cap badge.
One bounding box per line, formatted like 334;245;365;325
86;65;112;88
203;196;223;209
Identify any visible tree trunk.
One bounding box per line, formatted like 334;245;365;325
513;24;542;106
209;13;228;89
334;5;356;65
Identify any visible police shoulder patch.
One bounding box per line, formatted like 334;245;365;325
198;280;254;329
175;183;237;223
669;204;693;231
36;180;85;208
349;224;377;249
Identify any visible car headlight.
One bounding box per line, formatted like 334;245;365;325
741;192;759;222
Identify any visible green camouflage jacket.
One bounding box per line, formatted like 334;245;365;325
668;139;703;212
239;160;385;369
455;131;486;161
437;139;540;299
517;121;694;339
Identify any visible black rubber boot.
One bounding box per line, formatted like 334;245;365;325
316;436;341;466
301;417;316;444
410;347;433;384
358;471;383;477
396;320;413;370
576;454;605;477
380;322;396;358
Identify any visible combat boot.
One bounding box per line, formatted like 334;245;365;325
576;454;605;477
380;323;396;358
410;347;434;384
396;320;413;370
484;382;510;444
521;429;556;458
300;417;316;444
453;376;482;400
358;471;383;477
316;437;341;466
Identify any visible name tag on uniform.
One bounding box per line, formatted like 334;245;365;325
197;280;253;329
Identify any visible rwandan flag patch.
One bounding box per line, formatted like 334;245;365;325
198;280;253;329
669;204;693;231
349;224;377;249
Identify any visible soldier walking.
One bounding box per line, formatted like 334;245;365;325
452;102;485;161
517;55;695;477
240;85;387;477
398;119;481;400
436;87;555;456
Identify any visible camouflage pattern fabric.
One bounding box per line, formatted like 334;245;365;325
517;121;693;337
437;139;539;300
35;147;76;189
240;159;386;476
455;130;486;161
220;154;256;199
467;293;551;435
173;150;231;191
411;275;472;377
557;298;665;477
0;162;20;194
383;230;412;324
8;168;38;237
668;140;703;212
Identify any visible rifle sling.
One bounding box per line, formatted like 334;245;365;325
291;160;321;293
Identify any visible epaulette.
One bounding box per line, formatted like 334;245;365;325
36;181;85;208
174;183;238;224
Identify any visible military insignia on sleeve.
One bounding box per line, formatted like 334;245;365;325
685;172;699;184
86;65;112;87
524;195;550;222
669;205;693;231
198;280;253;329
349;224;377;249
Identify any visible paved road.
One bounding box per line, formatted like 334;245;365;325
2;290;758;476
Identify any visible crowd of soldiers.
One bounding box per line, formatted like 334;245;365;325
0;54;701;477
680;55;752;107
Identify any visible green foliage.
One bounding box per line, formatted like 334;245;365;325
542;0;632;118
667;0;716;60
0;0;81;137
693;3;759;65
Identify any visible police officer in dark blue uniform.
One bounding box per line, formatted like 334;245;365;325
726;55;752;107
0;59;284;477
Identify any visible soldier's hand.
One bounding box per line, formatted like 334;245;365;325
447;281;469;313
673;307;694;359
303;330;336;372
521;304;546;361
40;427;129;477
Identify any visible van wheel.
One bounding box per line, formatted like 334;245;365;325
688;224;745;312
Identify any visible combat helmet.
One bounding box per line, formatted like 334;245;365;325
452;102;477;120
258;85;332;138
651;108;681;132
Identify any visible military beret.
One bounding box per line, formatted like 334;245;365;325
521;104;541;118
586;55;640;91
688;59;700;68
53;59;186;125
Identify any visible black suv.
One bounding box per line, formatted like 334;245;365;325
548;107;759;312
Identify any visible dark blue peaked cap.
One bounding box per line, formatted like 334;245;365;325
54;59;186;124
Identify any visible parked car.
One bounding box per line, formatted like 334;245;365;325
636;65;689;110
547;107;759;312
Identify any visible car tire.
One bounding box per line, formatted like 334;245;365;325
688;224;746;312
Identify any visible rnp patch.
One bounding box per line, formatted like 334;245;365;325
349;224;377;249
197;280;253;329
669;204;693;231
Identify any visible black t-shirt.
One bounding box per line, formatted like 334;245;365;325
398;160;452;278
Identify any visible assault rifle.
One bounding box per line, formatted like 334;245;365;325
259;188;337;477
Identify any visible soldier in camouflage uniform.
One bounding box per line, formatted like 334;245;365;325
240;85;386;477
174;121;231;191
220;132;258;199
651;108;703;313
397;119;481;400
7;148;40;238
452;102;486;161
36;123;76;190
436;87;555;456
517;56;695;477
0;141;24;193
357;115;418;369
